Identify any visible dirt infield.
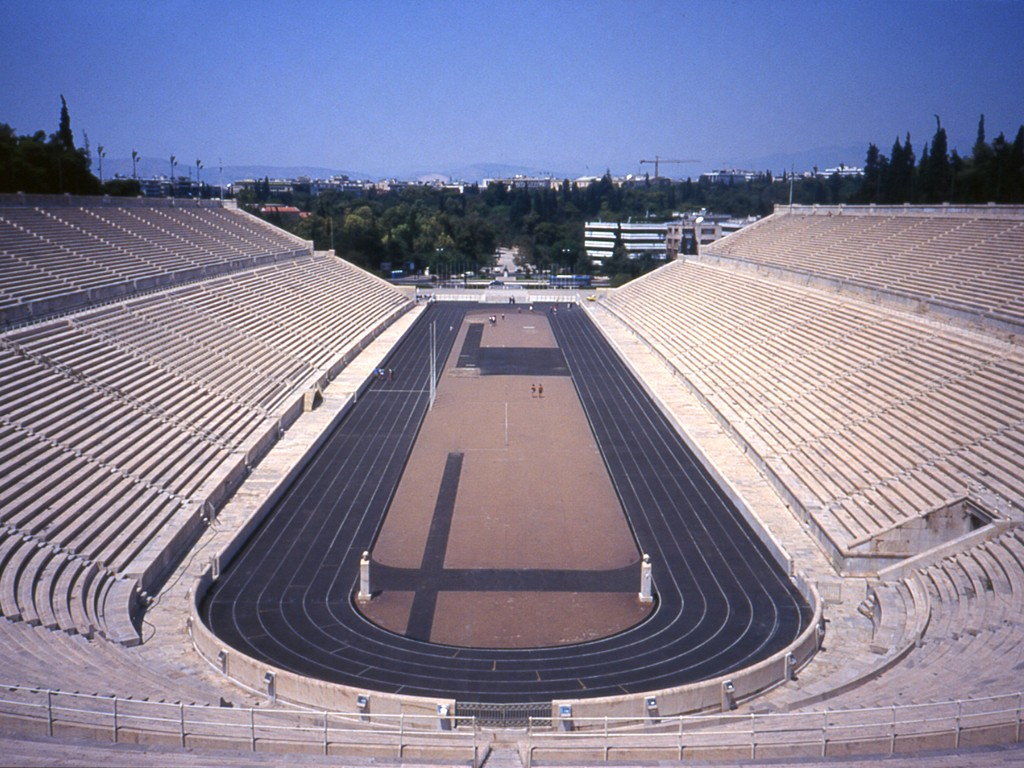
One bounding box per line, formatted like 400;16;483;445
362;307;651;648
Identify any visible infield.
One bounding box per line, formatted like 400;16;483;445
362;308;651;647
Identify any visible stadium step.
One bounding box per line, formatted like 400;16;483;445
100;577;141;647
867;582;911;655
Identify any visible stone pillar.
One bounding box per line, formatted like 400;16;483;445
721;679;736;711
357;551;372;602
785;651;798;681
639;554;653;603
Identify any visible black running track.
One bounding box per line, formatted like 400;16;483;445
201;303;812;704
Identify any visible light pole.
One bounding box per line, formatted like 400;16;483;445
97;146;106;185
429;321;437;410
196;159;203;198
131;149;139;180
170;155;177;197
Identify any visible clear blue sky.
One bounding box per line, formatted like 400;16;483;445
2;0;1021;178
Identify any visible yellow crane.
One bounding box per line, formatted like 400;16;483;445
639;156;700;179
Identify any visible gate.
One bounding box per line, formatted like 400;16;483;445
457;701;551;727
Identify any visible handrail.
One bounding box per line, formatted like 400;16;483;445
1;682;1021;762
525;692;1024;763
0;683;480;764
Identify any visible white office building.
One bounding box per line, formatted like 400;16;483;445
584;221;669;264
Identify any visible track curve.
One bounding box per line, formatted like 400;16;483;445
201;302;811;703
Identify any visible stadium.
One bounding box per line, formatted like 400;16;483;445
1;193;1023;766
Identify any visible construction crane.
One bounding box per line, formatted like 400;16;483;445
639;156;700;179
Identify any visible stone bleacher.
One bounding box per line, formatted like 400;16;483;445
0;608;260;710
1;197;412;648
605;206;1024;573
600;205;1024;729
0;195;311;326
833;528;1024;708
748;525;1024;716
703;204;1024;329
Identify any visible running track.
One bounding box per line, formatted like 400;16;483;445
201;303;812;704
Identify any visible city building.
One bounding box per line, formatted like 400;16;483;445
231;175;378;198
584;220;669;264
231;178;297;196
665;211;759;258
133;175;216;198
483;175;560;191
700;169;761;185
813;165;864;178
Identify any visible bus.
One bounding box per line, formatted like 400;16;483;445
548;274;592;289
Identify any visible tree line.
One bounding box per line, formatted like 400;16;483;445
0;97;101;196
3;99;1022;281
860;115;1024;204
0;97;140;197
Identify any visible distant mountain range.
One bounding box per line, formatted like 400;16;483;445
407;162;576;183
98;145;870;186
101;158;577;185
100;158;373;184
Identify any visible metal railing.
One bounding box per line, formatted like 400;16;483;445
525;693;1024;765
3;682;1022;763
0;684;481;765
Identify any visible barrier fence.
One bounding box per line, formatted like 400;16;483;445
415;289;584;304
2;683;1022;764
526;693;1024;765
0;684;480;764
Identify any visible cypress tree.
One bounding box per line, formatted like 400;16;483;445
972;114;988;162
918;141;931;200
903;133;916;201
923;115;951;202
966;114;993;202
861;143;884;203
57;95;74;152
991;132;1011;201
1010;126;1024;201
887;133;918;202
885;136;905;203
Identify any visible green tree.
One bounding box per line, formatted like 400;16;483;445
57;95;75;152
1010;126;1024;201
885;134;916;203
858;143;885;202
964;115;993;201
0;97;101;194
920;115;951;202
101;178;141;196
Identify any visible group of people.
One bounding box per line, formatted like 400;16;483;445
375;367;394;381
530;383;544;398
